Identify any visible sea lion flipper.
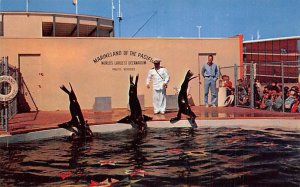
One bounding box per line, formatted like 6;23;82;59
143;115;152;121
118;116;131;124
58;122;79;134
135;74;139;85
187;118;198;128
60;85;70;94
130;75;133;84
69;82;73;91
170;117;180;123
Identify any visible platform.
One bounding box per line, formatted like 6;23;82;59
1;106;299;136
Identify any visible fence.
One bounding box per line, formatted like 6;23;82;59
0;57;19;132
219;60;300;112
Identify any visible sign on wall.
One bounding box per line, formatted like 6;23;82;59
93;50;155;71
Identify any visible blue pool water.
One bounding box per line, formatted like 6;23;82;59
0;127;299;186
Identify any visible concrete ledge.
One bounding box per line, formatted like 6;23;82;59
0;119;299;144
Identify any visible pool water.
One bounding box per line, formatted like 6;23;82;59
0;127;299;186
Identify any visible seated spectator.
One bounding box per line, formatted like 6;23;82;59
285;90;296;112
270;81;280;92
255;79;262;92
291;93;299;113
237;87;247;105
291;86;299;92
254;83;261;109
237;78;246;88
222;75;233;96
237;79;247;97
260;93;273;110
284;86;289;100
272;89;283;111
239;87;250;106
263;86;269;95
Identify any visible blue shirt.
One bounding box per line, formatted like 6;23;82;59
201;63;219;79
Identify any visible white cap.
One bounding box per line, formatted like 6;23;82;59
153;58;161;64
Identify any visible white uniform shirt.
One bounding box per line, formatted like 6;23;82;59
146;67;170;90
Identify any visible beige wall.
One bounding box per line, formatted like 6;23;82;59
4;15;42;37
0;37;241;111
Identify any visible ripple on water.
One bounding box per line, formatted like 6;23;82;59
0;127;299;186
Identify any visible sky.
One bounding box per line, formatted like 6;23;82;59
1;0;299;40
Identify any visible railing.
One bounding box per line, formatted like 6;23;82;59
0;56;19;132
219;60;300;113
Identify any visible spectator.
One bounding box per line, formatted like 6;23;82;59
284;89;296;112
255;79;262;92
222;75;233;96
237;79;247;99
272;89;283;111
254;83;261;108
260;93;273;110
270;81;280;92
291;94;299;113
284;87;289;100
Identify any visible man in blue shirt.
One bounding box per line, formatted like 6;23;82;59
201;55;219;107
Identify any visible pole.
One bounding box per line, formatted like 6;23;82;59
198;54;201;106
1;57;3;128
76;1;78;15
26;0;29;12
111;0;114;20
117;0;122;37
234;64;238;106
250;62;254;108
4;56;8;131
281;62;285;112
196;26;202;38
119;19;121;37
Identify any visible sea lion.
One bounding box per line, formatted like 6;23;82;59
58;83;93;138
170;70;198;128
118;75;152;132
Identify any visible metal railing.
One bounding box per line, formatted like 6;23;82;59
0;57;19;132
219;60;300;112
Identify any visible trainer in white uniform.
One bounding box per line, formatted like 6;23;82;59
146;58;170;114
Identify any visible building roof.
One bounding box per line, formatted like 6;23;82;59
244;36;300;43
0;11;114;37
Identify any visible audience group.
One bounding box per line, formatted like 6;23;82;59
221;75;300;113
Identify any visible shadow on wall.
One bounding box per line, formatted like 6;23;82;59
17;73;32;113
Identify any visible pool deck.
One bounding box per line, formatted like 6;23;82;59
1;106;299;136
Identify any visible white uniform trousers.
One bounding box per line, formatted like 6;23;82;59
153;89;166;113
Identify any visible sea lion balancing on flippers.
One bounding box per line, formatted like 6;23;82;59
58;83;93;138
170;70;198;128
118;74;152;132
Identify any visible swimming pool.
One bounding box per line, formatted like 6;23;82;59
0;126;299;186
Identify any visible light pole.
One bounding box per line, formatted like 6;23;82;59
196;25;202;38
117;0;123;37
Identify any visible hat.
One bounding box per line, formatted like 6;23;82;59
291;86;299;91
153;58;161;64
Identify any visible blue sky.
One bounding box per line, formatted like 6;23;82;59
1;0;299;40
